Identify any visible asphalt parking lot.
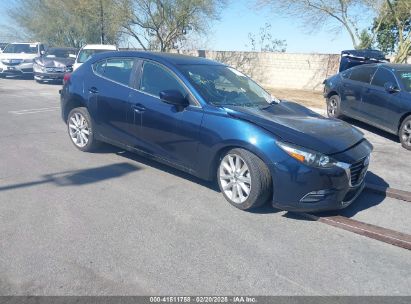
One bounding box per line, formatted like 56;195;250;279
0;77;410;295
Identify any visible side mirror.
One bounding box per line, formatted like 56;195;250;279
159;90;189;107
384;82;400;93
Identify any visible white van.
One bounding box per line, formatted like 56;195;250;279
73;44;118;71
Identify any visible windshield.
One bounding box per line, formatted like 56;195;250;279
396;70;411;92
77;49;112;63
179;65;278;107
3;43;38;54
46;48;77;58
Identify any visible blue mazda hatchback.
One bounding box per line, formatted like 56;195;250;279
60;51;372;212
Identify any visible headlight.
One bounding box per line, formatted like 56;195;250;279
277;141;338;168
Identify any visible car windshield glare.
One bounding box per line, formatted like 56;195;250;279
396;70;411;92
47;49;76;58
3;44;38;54
179;64;278;107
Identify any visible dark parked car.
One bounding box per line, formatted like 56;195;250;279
33;47;78;82
324;63;411;150
61;51;372;212
339;49;388;72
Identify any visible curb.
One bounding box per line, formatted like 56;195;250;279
365;183;411;203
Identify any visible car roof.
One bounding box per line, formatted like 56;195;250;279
348;63;411;71
10;42;41;45
49;47;77;50
82;44;117;50
90;50;222;66
379;63;411;70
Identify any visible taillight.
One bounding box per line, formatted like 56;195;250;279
63;73;71;85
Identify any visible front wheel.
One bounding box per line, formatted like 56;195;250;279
399;115;411;150
67;107;99;152
217;148;272;210
327;95;342;119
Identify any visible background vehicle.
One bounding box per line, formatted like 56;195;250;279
61;51;372;212
72;44;117;71
0;42;8;52
339;49;388;72
0;42;46;78
324;63;411;150
33;47;78;83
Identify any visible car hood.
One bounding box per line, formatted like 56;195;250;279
0;53;37;60
34;56;74;67
223;101;364;155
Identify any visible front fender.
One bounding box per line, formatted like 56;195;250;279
196;111;288;180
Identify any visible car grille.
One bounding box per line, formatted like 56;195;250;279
1;60;22;66
350;157;368;186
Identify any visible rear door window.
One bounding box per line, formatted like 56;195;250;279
371;68;398;87
349;67;377;84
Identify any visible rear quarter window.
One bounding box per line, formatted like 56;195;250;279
93;58;135;86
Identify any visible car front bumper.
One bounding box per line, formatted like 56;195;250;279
34;71;65;81
0;62;34;75
270;139;372;212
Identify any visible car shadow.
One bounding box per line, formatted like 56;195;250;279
95;144;221;192
36;80;63;86
343;117;400;143
2;75;35;80
0;162;140;192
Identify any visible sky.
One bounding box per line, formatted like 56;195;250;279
0;0;373;55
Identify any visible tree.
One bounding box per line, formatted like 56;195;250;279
372;0;411;62
257;0;380;49
247;23;287;52
9;0;129;47
121;0;226;51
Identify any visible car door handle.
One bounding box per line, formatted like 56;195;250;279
89;87;98;94
132;104;146;113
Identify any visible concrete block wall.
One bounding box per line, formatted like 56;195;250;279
176;50;340;91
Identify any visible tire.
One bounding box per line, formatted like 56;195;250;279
217;148;272;210
399;115;411;150
327;94;342;119
67;107;99;152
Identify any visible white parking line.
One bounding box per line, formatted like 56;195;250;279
9;107;60;115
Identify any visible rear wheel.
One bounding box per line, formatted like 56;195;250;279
67;107;99;152
327;95;342;119
217;148;272;210
399;115;411;150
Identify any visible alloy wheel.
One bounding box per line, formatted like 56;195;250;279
328;98;337;117
68;112;90;148
219;154;251;204
401;121;411;147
